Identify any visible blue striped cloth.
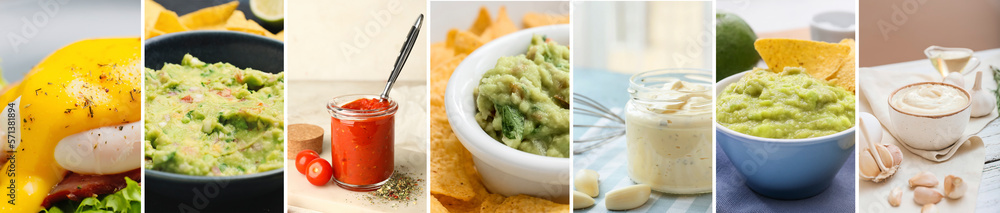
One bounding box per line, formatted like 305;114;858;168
573;68;713;212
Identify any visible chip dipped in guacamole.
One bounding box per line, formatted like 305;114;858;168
474;34;570;158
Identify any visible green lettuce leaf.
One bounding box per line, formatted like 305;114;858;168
41;177;141;213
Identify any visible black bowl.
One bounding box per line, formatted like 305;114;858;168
144;30;283;73
143;30;284;203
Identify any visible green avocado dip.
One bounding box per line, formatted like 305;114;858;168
144;54;284;176
475;34;570;158
717;67;854;139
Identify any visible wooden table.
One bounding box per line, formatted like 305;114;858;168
977;120;1000;211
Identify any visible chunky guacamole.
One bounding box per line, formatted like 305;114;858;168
717;67;854;139
144;54;284;176
475;34;570;158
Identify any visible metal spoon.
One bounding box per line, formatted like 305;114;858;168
380;14;424;100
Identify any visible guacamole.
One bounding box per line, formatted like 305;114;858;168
475;34;570;158
717;67;854;139
144;54;284;176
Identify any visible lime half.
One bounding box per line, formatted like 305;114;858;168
250;0;284;25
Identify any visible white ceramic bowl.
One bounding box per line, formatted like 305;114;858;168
810;11;855;43
444;24;570;203
888;82;971;150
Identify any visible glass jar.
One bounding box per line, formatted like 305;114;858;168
327;94;398;191
624;69;713;194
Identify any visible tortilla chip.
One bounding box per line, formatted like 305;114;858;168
754;38;851;81
153;10;189;34
478;193;507;212
469;7;492;36
225;11;271;36
429;128;478;201
145;28;165;39
431;42;453;68
829;39;856;92
270;31;285;41
180;1;239;30
490;7;519;39
144;0;166;28
445;29;459;50
431;196;450;213
494;195;571;213
523;13;570;28
454;30;485;56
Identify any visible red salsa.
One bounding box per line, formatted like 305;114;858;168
330;97;395;191
341;98;391;111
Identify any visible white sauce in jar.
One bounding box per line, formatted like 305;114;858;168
625;80;713;194
891;83;969;116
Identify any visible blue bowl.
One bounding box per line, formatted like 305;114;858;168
715;71;855;200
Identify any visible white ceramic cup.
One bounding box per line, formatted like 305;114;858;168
887;82;971;150
810;11;855;43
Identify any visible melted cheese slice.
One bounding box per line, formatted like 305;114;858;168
0;38;140;212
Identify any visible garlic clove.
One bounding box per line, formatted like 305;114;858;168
909;171;939;188
875;144;894;168
884;144;904;167
921;204;938;213
944;175;967;199
888;186;902;207
605;184;651;210
574;169;600;197
859;149;881;179
969;71;997;117
914;186;943;205
572;190;595;209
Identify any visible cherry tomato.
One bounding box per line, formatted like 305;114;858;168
306;158;333;186
295;150;319;174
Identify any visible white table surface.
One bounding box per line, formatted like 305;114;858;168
286;80;428;213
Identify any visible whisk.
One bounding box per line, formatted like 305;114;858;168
573;93;625;154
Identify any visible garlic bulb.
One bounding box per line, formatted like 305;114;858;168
969;71;997;117
859;113;903;182
943;72;965;88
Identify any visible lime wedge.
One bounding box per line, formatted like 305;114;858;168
250;0;284;24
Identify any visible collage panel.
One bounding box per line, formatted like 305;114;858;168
143;0;285;212
285;0;429;212
428;1;571;212
858;1;1000;212
0;0;141;212
715;0;857;212
571;1;713;212
3;0;1000;212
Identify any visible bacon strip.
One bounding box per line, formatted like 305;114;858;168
41;169;141;208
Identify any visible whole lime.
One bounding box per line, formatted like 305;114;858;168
716;12;759;81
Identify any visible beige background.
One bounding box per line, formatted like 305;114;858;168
860;0;1000;66
287;0;427;81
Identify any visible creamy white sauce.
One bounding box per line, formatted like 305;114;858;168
891;84;968;115
625;80;712;194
